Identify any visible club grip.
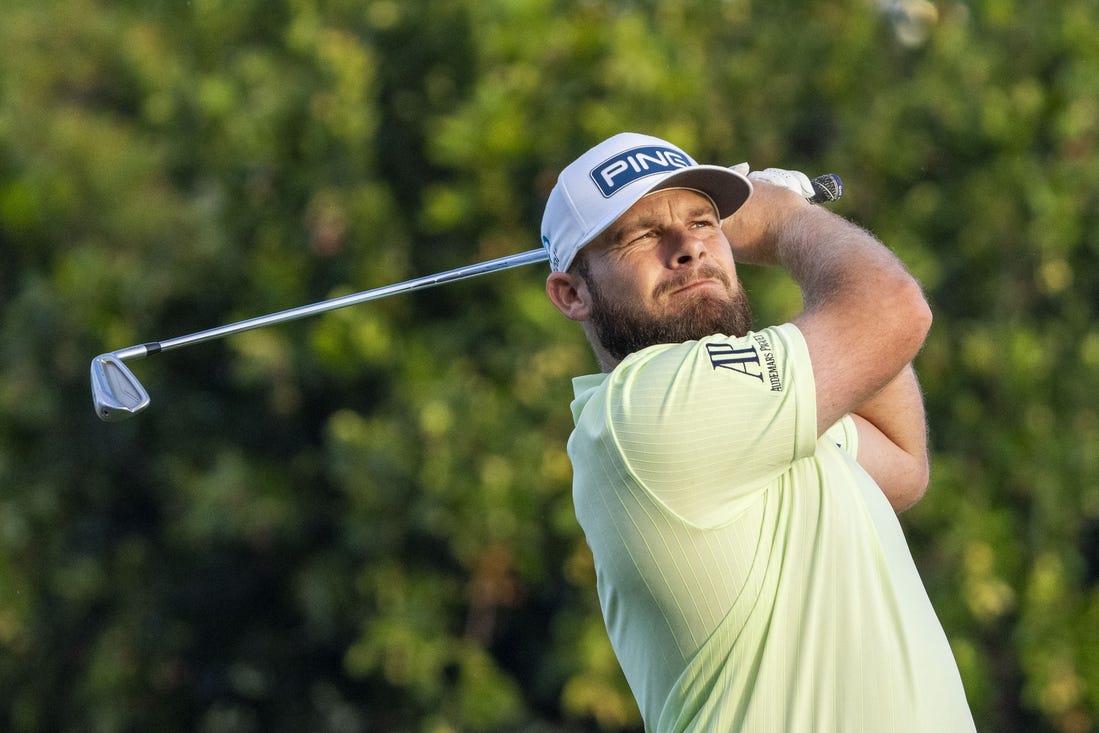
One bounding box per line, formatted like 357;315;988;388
809;173;843;204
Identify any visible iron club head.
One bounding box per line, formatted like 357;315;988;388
91;353;151;422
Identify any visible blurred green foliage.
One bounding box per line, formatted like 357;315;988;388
1;0;1097;730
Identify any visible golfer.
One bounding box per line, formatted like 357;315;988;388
541;133;976;731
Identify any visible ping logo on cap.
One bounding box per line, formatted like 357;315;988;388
589;145;693;198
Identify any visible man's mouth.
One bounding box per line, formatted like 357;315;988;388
657;268;731;299
671;278;721;295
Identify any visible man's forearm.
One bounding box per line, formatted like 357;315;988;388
773;204;931;435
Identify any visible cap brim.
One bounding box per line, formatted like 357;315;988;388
647;165;753;219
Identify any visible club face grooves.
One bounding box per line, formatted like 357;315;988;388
90;354;150;421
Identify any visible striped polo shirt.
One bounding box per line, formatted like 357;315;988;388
567;323;975;732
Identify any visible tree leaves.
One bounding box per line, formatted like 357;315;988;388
2;0;1098;730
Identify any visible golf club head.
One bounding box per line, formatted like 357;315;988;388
91;353;151;421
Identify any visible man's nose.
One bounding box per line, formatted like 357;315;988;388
668;227;706;266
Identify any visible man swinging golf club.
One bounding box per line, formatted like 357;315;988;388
542;133;975;731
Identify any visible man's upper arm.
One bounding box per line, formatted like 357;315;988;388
850;413;929;512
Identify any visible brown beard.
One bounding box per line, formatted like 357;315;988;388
578;257;754;363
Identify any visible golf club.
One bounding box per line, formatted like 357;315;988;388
91;173;843;421
91;248;548;421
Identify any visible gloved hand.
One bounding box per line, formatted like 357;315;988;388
731;164;816;199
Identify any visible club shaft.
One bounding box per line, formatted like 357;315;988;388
113;248;548;363
106;172;844;365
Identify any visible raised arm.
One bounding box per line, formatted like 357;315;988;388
722;181;933;438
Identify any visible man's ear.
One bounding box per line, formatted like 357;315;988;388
546;271;592;321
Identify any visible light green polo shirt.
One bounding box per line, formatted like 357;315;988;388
568;324;974;732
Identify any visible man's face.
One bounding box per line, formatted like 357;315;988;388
578;188;753;362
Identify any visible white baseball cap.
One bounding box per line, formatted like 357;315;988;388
540;132;753;272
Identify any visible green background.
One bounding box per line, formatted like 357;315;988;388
2;0;1097;730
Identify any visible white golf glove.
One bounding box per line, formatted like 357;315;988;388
731;163;816;199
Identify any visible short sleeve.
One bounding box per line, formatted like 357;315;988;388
602;324;818;524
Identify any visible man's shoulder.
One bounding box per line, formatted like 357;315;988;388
610;324;809;384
